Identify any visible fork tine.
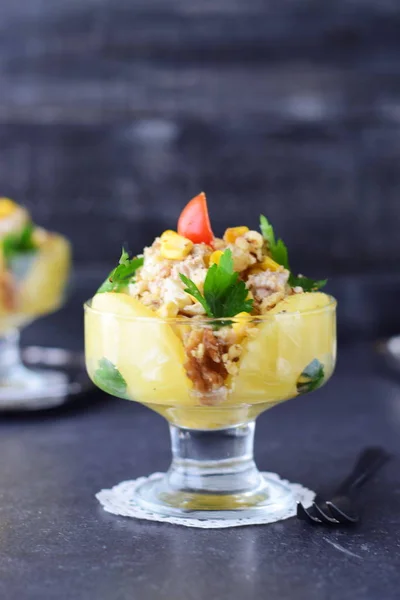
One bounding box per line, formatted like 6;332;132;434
296;502;324;524
312;499;340;524
326;501;359;524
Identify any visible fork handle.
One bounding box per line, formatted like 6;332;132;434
336;447;391;495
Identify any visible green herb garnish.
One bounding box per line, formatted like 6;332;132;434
97;248;144;293
260;215;326;292
289;274;328;292
179;249;253;324
260;215;289;269
3;222;37;263
93;358;128;397
296;359;325;394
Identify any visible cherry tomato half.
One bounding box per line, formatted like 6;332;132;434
177;192;214;245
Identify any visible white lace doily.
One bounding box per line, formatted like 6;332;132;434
96;472;315;529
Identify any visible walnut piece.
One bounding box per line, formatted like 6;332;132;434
184;328;229;404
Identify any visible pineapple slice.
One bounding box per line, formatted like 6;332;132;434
20;233;71;316
228;292;336;405
86;292;192;405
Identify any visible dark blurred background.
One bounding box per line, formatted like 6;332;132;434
1;0;399;285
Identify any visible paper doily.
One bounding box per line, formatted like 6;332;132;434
96;472;315;529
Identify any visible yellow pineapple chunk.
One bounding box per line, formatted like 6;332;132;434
160;230;193;260
260;256;283;272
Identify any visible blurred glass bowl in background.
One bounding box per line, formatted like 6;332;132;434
0;198;71;408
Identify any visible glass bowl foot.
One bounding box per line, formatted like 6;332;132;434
0;364;69;410
133;471;295;521
0;330;92;410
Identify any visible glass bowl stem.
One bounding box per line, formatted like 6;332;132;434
133;420;295;520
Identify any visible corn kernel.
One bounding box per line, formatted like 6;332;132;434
223;226;249;244
234;311;253;321
160;230;193;260
248;266;263;276
209;250;223;266
260;256;283;272
0;198;18;218
232;311;253;338
157;301;179;318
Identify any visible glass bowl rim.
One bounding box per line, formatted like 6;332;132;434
84;295;337;323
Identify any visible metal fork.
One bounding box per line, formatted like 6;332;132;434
297;447;391;525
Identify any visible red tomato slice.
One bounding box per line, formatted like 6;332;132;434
177;192;214;245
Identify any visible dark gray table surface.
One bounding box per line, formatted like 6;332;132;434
1;300;400;600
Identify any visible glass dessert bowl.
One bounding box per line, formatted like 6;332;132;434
85;193;336;521
0;198;71;406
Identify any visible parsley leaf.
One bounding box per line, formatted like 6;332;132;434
259;215;326;292
3;222;37;263
296;359;325;394
260;215;289;267
179;249;253;323
260;215;276;248
272;238;290;270
97;248;144;293
93;358;128;397
179;274;212;316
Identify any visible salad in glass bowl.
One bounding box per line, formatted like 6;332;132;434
85;193;336;521
0;198;71;406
